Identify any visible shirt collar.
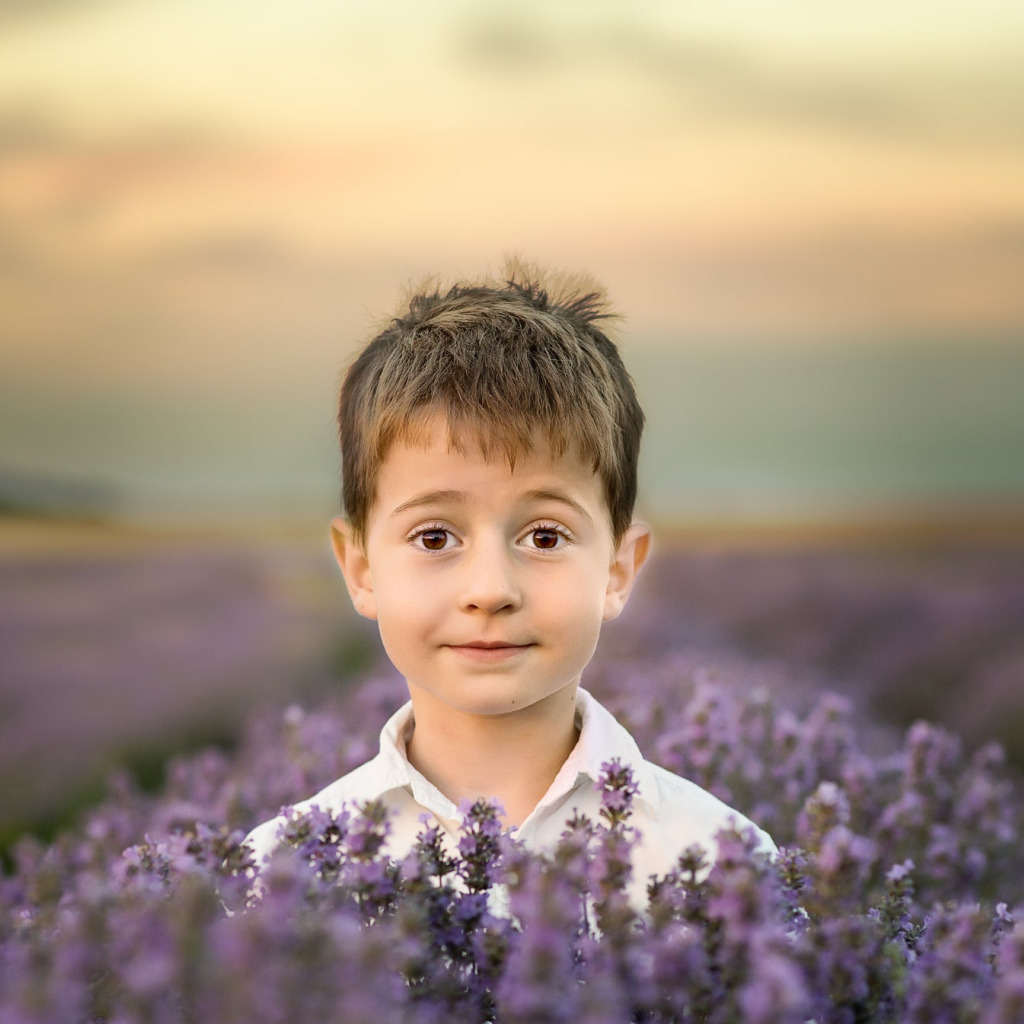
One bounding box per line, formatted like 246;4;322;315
554;687;661;814
369;687;660;820
374;702;460;819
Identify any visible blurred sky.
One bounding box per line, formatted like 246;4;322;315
1;0;1023;526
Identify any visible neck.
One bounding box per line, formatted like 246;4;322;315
404;685;580;828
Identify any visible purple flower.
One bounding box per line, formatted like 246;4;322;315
2;661;1022;1022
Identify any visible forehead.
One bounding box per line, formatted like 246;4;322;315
384;407;557;464
371;412;607;512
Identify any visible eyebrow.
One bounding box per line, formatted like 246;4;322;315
520;489;594;524
388;488;594;524
389;490;467;517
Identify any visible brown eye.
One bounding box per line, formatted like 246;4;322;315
532;529;561;550
420;529;449;550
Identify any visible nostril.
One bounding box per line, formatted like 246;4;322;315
460;580;520;614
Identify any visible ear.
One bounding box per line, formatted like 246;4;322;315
330;517;378;620
603;521;652;621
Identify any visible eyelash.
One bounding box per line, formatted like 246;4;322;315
406;522;574;552
407;522;457;552
523;522;573;551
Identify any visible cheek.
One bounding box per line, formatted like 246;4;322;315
551;574;607;643
375;598;433;676
373;565;444;636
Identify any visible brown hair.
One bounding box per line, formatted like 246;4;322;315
338;262;644;544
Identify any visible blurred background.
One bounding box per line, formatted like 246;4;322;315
2;0;1023;847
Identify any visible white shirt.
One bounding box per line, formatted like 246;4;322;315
245;688;776;907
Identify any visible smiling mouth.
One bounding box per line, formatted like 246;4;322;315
446;642;534;661
459;641;531;649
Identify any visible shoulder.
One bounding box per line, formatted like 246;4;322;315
243;757;388;867
644;759;778;856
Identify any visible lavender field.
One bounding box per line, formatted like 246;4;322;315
3;517;1023;843
0;519;369;846
607;538;1024;764
2;517;1024;1021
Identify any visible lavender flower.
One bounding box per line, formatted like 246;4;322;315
2;665;1023;1022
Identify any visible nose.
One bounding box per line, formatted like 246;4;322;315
457;538;521;615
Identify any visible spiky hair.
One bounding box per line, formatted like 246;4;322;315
338;261;644;543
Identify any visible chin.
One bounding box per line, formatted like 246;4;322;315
423;683;539;717
454;696;531;717
458;686;573;718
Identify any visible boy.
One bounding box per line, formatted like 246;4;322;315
245;264;774;899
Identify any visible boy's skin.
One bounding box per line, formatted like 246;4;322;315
331;412;651;828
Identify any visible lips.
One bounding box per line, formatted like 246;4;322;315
446;640;534;661
457;641;530;649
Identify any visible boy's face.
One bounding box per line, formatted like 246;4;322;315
333;414;650;719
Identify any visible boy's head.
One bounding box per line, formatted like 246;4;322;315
332;263;651;719
337;262;645;546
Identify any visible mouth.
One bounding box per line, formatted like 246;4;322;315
446;641;534;661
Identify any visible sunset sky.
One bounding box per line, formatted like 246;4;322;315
1;1;1022;522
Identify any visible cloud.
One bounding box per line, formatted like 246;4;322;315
141;232;292;274
456;16;1024;147
0;106;71;155
610;30;1023;146
0;0;120;25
